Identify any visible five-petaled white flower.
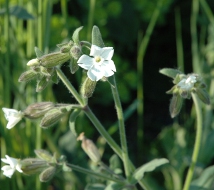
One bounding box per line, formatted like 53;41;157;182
177;75;197;91
77;44;116;81
2;108;24;129
1;155;23;178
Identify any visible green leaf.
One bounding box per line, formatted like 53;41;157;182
69;109;81;137
0;6;34;19
131;158;169;184
72;26;83;44
34;47;44;58
159;68;183;79
92;25;105;47
190;166;214;190
85;183;105;190
105;183;124;190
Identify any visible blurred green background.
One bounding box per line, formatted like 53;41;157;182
1;0;214;189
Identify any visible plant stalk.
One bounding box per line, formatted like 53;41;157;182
183;93;203;190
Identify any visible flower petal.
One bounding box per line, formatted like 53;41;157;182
100;48;114;60
87;65;104;81
103;60;116;72
90;45;102;57
2;108;20;120
78;55;94;70
6;117;22;129
100;64;114;77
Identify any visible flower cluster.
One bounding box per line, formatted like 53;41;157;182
159;68;210;118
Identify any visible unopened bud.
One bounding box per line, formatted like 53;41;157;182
18;70;38;82
69;58;79;74
169;94;183;118
70;45;82;60
27;58;40;66
36;76;50;92
194;88;210;105
21;158;48;175
77;132;101;163
81;77;97;98
24;102;55;119
39;166;57;182
40;52;70;68
40;108;66;128
34;149;53;162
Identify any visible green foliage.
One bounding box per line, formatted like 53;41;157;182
1;0;214;190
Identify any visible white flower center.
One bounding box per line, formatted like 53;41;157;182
94;56;101;63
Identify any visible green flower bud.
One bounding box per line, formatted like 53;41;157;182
194;88;210;105
27;58;40;66
21;158;48;175
69;58;79;74
34;149;53;162
40;108;67;128
39;52;70;68
81;77;97;98
169;94;183;118
70;45;82;60
39;166;57;182
18;70;38;82
36;76;50;92
77;132;101;163
24;102;55;119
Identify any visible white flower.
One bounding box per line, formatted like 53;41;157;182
177;75;197;91
27;58;40;66
1;155;23;178
2;108;23;129
77;44;116;81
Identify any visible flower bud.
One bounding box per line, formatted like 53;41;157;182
194;88;210;105
34;149;53;162
70;45;82;60
169;94;183;118
40;108;66;128
81;77;97;98
69;58;79;74
39;52;70;68
21;158;48;175
24;102;55;119
18;70;38;82
39;166;57;182
77;132;101;163
27;58;40;66
36;76;50;92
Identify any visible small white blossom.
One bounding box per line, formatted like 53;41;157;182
177;75;197;91
77;44;116;81
2;108;24;129
27;58;40;66
1;155;23;178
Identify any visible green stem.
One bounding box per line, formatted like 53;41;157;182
56;68;122;158
111;76;131;178
84;106;123;159
56;67;151;189
66;163;124;184
183;93;203;190
55;67;84;105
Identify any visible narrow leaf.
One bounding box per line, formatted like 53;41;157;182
131;158;169;184
159;68;183;79
92;26;105;47
69;109;81;137
72;26;83;44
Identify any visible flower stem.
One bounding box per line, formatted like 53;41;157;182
56;68;122;159
183;92;203;190
111;75;131;178
66;163;125;184
55;67;84;106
